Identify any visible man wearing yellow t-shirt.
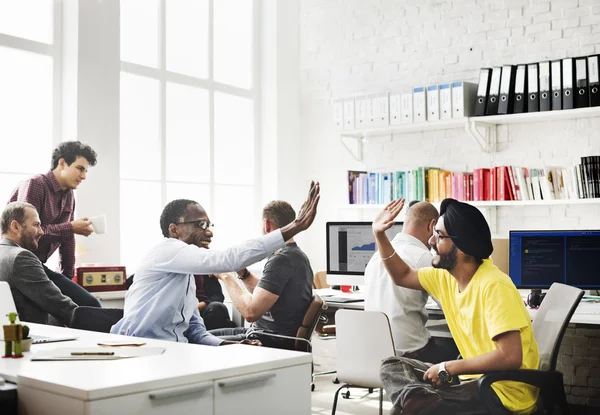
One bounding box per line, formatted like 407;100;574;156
374;198;539;415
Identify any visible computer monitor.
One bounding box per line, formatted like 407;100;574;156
326;221;403;285
509;230;600;289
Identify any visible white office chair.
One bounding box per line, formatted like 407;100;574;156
331;310;395;415
478;282;584;414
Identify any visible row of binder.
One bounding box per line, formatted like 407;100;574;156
474;55;600;116
333;82;477;130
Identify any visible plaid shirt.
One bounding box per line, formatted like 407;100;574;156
9;171;76;278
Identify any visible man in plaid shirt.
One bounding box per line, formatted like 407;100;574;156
9;141;101;308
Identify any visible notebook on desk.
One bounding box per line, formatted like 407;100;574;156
0;282;78;345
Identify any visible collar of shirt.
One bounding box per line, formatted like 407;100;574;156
391;232;430;252
44;170;66;194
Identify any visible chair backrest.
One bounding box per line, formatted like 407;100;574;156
295;294;325;352
335;310;396;388
532;283;583;371
70;306;124;333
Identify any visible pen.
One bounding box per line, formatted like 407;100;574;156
71;352;115;356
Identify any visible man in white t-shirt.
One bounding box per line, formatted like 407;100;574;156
365;201;454;363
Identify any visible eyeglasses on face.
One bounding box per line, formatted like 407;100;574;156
177;219;214;230
432;228;458;243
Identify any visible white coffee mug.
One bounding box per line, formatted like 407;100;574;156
89;214;107;234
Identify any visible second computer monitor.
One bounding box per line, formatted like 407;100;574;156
509;230;600;289
326;221;403;277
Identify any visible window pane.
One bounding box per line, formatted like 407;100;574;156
0;47;52;173
120;0;159;67
212;185;255;249
166;182;210;209
120;72;161;180
213;0;253;89
0;0;53;43
166;83;210;182
0;173;29;204
166;0;208;78
214;93;254;185
120;180;162;273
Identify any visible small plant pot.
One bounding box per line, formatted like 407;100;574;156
13;338;32;353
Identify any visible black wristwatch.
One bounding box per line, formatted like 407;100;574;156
238;269;250;280
438;361;450;384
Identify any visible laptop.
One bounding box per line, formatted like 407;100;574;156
0;282;78;344
326;221;403;286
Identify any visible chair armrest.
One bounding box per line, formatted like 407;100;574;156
247;331;312;352
477;370;564;414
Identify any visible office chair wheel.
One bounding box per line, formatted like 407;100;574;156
333;377;340;384
311;383;315;392
343;390;350;399
368;388;374;393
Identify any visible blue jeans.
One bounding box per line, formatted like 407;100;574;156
43;265;102;308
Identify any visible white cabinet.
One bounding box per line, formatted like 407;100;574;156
214;365;311;415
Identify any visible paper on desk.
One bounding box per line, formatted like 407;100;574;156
31;346;165;361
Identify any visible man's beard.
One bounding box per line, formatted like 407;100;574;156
433;245;458;270
20;233;38;251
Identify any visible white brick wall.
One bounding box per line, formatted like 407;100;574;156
298;0;600;270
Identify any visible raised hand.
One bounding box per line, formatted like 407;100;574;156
372;199;405;235
281;181;320;241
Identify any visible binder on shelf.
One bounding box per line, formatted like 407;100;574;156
498;65;516;114
354;96;368;129
343;99;355;129
527;63;539;112
401;92;414;124
332;99;344;129
513;64;527;113
413;86;427;123
551;59;562;111
475;68;491;116
439;83;452;120
588;55;600;107
486;67;502;115
539;61;551;111
427;85;440;121
365;95;374;127
372;93;389;127
574;57;589;109
389;93;402;125
562;58;574;110
452;81;476;118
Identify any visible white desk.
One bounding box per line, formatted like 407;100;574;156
0;323;311;415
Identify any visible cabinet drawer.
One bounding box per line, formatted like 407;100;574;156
88;381;214;415
214;364;311;415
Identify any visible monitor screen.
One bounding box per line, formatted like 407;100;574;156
509;230;600;289
326;221;403;275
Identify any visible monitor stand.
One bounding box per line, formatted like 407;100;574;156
528;289;543;308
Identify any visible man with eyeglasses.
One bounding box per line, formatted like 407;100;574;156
111;182;320;347
208;200;314;350
373;198;539;415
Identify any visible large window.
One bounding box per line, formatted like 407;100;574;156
0;0;59;203
120;0;259;272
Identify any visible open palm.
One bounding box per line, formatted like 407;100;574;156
372;199;405;235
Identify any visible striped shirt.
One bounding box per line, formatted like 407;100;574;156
9;171;76;278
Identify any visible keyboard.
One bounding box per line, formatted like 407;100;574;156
576;303;600;315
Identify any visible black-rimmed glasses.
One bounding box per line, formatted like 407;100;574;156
432;229;458;243
177;219;214;230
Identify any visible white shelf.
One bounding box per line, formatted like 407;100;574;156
338;105;600;160
472;106;600;125
342;198;600;209
340;118;467;139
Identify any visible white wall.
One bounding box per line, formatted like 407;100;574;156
296;0;600;271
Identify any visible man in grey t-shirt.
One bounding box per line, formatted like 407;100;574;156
209;201;314;349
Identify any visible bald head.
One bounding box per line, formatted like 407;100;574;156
403;202;439;246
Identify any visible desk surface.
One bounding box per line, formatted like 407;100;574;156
0;323;311;401
315;289;600;326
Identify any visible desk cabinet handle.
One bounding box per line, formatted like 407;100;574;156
218;372;276;389
148;383;212;401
